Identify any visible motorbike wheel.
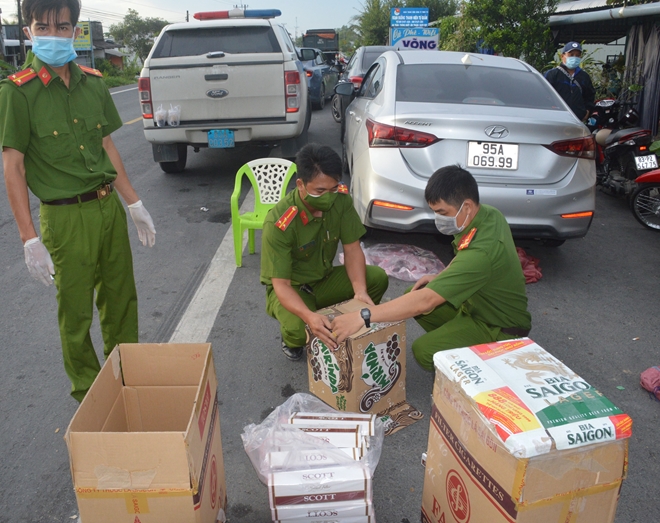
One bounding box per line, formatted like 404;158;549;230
331;94;342;123
630;183;660;231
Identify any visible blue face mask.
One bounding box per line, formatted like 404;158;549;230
565;56;581;70
28;29;77;67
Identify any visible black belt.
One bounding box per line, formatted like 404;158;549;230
501;326;531;337
42;184;113;206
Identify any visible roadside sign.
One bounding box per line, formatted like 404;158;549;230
74;22;92;51
390;7;429;27
390;27;439;51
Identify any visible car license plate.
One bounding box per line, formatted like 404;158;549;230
208;129;235;148
467;141;519;170
635;154;658;170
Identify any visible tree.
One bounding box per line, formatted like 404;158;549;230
108;9;169;64
464;0;558;71
338;24;360;54
353;0;458;47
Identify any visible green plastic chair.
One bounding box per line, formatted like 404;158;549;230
231;158;297;267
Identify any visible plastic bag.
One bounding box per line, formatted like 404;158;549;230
241;393;384;485
640;366;660;401
516;247;542;284
340;243;445;282
154;104;167;127
168;104;181;126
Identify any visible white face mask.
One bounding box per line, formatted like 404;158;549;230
434;201;469;236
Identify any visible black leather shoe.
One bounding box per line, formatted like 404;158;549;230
281;340;304;361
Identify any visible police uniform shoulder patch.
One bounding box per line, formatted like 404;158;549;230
276;206;298;231
78;64;103;77
338;183;349;194
8;68;37;87
457;228;477;251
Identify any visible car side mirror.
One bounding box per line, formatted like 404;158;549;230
335;82;355;97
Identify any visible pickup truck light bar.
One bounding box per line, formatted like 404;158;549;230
193;9;281;20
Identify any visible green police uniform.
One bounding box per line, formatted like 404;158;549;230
0;55;138;401
411;204;531;370
261;187;388;347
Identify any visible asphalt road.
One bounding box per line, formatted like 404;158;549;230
0;85;658;523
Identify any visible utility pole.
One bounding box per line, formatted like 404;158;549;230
17;0;26;64
294;17;298;42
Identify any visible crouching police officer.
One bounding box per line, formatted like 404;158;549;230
331;165;531;370
260;144;388;361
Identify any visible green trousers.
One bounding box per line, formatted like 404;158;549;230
40;191;138;401
409;293;517;371
266;265;389;348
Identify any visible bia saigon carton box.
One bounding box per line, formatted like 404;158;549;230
421;338;632;523
64;343;227;523
305;299;423;435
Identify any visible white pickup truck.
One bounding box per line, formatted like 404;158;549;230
138;9;310;173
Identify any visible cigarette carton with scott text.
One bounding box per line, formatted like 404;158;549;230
421;338;632;523
65;343;227;523
306;299;423;435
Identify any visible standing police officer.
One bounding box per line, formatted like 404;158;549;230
331;165;531;371
544;41;595;122
0;0;156;401
260;144;388;361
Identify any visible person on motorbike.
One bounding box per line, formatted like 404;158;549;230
544;42;595;122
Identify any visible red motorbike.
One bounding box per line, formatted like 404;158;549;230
630;168;660;231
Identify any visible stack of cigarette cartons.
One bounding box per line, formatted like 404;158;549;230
306;299;423;436
421;338;633;523
267;411;377;523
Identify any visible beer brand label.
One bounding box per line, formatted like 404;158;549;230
359;334;403;412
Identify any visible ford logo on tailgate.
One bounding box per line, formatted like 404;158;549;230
206;89;229;99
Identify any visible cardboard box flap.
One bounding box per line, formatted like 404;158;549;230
66;349;123;435
119;343;211;386
316;299;403;338
433;339;633;459
68;432;191;489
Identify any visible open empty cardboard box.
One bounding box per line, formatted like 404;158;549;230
65;343;227;523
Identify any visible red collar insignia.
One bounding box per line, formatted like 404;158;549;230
338;183;349;194
300;210;309;226
458;228;477;250
38;67;52;86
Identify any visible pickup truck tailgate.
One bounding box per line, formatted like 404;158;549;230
149;54;286;121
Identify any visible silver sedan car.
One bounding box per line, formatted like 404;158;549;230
338;50;596;245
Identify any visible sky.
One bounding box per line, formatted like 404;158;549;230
1;0;366;38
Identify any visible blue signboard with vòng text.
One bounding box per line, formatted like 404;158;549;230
390;7;429;27
391;27;439;51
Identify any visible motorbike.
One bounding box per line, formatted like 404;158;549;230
630;168;660;231
588;99;660;230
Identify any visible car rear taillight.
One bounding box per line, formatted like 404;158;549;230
366;119;440;148
138;77;153;119
546;136;595;159
349;76;363;90
305;70;313;78
285;71;301;113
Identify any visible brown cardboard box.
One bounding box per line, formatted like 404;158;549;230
65;343;227;523
421;339;631;523
305;300;414;424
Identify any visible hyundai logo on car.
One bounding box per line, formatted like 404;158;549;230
206;89;229;99
484;125;509;139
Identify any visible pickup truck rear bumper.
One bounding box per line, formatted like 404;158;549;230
142;118;304;146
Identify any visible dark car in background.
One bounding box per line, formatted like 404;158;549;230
298;47;340;110
332;45;394;132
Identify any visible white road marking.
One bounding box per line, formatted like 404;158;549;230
169;191;254;343
111;87;138;95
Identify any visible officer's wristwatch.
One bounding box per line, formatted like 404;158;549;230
360;308;371;328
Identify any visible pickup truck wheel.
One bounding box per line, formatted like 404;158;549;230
159;145;188;173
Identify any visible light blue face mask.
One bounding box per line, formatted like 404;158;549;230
565;56;581;70
28;28;77;67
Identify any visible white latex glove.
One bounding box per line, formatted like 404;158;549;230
24;237;55;286
128;200;156;247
